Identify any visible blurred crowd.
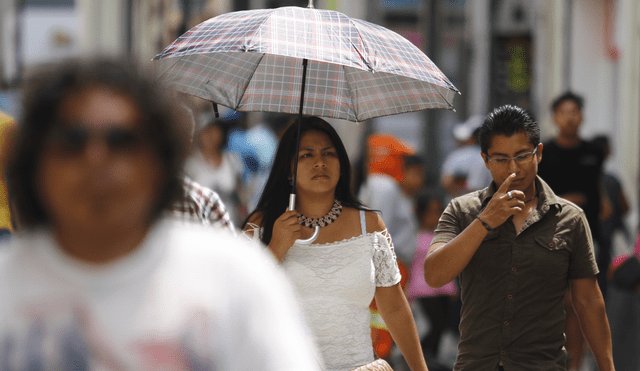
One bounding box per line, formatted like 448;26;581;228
0;57;638;371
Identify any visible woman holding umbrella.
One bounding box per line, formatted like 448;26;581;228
243;116;428;371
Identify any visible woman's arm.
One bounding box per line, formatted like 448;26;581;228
375;284;428;371
366;211;428;371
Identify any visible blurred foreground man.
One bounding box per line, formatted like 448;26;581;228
424;105;614;371
0;58;320;370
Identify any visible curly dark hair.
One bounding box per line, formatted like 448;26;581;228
243;116;367;245
5;58;190;229
478;105;540;154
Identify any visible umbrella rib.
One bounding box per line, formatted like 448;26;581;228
234;53;267;111
345;24;373;72
432;84;456;111
341;66;361;122
152;56;183;83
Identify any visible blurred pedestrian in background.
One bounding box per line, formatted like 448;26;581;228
440;114;492;203
425;105;614;371
592;135;631;274
358;134;418;266
605;231;640;371
243;117;428;371
537;92;608;370
0;109;16;237
241;120;279;214
0;58;320;370
358;135;425;365
406;192;456;368
184;113;244;226
591;135;638;371
168;105;234;231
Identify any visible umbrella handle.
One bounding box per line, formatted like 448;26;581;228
289;194;320;244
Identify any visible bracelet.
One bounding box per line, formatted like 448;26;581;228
475;215;492;231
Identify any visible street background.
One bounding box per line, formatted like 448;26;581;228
1;0;638;228
1;1;639;369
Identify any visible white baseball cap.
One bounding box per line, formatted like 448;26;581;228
453;114;484;142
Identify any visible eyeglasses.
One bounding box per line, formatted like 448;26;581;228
46;125;145;155
486;146;539;166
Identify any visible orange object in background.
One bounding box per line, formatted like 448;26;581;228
370;259;409;359
0;110;16;231
367;134;414;184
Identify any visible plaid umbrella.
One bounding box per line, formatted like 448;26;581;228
153;5;459;242
153;6;459;122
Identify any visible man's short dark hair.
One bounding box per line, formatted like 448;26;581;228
551;91;584;112
6;58;190;228
478;105;540;154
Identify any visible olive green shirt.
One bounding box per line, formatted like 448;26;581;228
432;176;598;371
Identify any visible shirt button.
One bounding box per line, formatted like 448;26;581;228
504;321;509;326
511;267;516;272
513;241;518;245
508;294;513;299
549;242;554;248
501;350;506;355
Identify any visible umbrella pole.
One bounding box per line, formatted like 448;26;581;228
289;58;308;209
290;58;319;244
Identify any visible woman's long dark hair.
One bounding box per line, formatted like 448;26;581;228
243;116;367;245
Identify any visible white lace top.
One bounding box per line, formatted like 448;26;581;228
246;210;401;371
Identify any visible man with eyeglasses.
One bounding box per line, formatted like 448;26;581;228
424;105;614;371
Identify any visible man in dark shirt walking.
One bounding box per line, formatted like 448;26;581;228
537;91;604;247
537;91;607;370
424;105;614;371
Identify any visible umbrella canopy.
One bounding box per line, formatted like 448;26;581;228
153;6;459;122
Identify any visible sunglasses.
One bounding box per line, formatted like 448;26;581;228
46;125;146;155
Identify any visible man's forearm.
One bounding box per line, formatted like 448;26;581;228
572;292;615;371
424;218;488;287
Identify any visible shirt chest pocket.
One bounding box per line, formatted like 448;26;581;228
470;230;502;270
533;233;571;278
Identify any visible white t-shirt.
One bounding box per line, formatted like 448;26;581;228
185;151;244;225
184;151;243;196
358;174;417;264
0;220;321;370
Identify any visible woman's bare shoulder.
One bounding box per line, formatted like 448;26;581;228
364;210;386;234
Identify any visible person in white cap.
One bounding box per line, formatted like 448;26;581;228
440;114;493;202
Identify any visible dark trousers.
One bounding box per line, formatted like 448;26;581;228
418;296;451;357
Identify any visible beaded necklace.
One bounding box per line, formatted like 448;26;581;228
297;199;343;228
